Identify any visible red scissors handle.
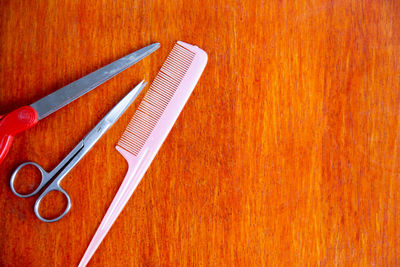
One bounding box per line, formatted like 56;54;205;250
0;106;38;164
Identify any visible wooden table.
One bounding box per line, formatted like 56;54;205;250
1;0;399;266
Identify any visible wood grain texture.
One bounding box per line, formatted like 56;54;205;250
0;0;399;266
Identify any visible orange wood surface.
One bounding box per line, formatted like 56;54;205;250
1;0;399;266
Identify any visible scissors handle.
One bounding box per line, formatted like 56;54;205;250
10;162;51;198
0;106;39;165
34;184;71;223
10;162;72;222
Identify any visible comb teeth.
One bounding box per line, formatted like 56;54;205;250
118;44;196;156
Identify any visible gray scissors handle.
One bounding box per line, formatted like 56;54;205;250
10;162;52;198
10;161;72;222
34;184;71;223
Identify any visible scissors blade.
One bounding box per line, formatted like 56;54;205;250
30;43;160;120
104;80;146;125
82;80;146;148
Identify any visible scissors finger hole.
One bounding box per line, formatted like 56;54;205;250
12;164;43;195
37;190;69;221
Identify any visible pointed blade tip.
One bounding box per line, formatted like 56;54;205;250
148;43;160;52
130;80;146;97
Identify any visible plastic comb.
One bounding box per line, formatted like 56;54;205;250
79;41;207;266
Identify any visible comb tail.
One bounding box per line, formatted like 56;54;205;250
78;147;151;267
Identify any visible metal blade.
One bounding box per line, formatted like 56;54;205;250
104;80;146;125
30;43;160;120
82;80;146;149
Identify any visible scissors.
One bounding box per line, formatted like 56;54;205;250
0;43;160;164
10;80;146;222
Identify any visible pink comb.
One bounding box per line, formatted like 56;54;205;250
78;41;207;266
